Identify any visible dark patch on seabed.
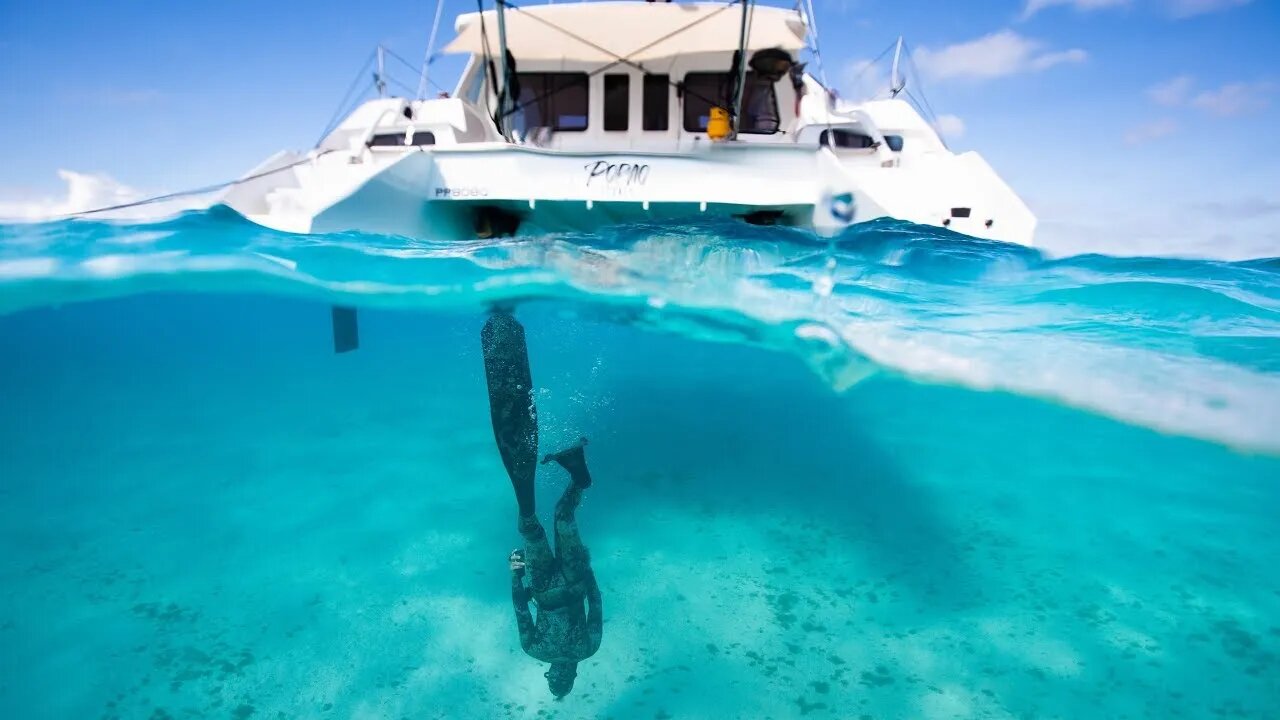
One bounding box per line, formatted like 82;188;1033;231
0;293;1278;719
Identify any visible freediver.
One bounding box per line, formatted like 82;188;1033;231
480;312;603;699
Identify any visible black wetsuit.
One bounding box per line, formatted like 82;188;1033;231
481;312;603;667
512;480;603;663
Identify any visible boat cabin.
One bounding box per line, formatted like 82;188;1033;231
442;2;811;151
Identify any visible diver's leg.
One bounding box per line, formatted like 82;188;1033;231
548;441;593;584
519;514;557;595
481;311;539;517
554;484;592;586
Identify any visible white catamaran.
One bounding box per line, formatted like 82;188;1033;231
220;1;1036;245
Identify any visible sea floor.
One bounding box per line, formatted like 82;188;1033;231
1;294;1277;719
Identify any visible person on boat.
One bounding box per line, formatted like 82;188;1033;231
480;312;603;698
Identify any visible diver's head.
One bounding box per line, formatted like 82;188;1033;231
545;662;578;698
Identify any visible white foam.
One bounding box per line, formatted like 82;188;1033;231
832;320;1280;452
251;252;299;271
103;231;170;246
0;257;60;280
79;251;189;277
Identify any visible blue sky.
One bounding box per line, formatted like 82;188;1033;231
1;0;1277;257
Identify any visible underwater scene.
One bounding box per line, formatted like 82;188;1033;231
1;211;1278;719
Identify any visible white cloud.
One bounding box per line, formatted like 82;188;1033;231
1023;0;1248;20
1028;48;1089;70
1166;0;1251;19
1020;0;1129;21
1190;81;1273;116
0;171;207;222
0;171;145;221
1146;75;1194;106
1143;77;1272;117
914;30;1087;82
934;114;966;138
1123;118;1179;144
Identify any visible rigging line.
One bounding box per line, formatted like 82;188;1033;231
846;40;895;100
592;0;741;76
802;0;828;88
901;88;947;149
730;0;754;126
903;85;938;128
902;42;940;123
66;151;338;219
383;74;430;99
314;50;379;147
476;0;497;125
897;42;928;111
496;0;740;122
499;56;721;130
381;46;426;75
380;46;452;95
508;0;739;79
420;74;452;96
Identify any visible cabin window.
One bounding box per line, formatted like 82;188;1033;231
604;74;630;131
682;73;727;132
368;131;436;147
740;73;780;134
682;72;779;134
514;72;589;132
884;134;904;151
643;74;669;131
820;129;877;149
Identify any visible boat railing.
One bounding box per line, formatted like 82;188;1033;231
358;102;412;150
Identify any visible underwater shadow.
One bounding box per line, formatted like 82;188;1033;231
578;359;980;613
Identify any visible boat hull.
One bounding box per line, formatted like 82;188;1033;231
224;142;1033;246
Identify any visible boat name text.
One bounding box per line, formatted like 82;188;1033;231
584;161;650;188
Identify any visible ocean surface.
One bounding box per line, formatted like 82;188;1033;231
1;210;1277;719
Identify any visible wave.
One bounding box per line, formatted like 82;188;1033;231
1;209;1277;452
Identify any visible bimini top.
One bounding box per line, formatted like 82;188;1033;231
443;1;809;63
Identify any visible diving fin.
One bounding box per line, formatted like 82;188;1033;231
481;312;539;516
542;437;591;488
331;306;359;353
541;437;588;466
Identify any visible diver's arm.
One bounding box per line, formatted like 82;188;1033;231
510;551;537;653
583;572;603;656
511;573;537;652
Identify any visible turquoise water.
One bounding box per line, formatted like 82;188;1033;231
1;211;1278;719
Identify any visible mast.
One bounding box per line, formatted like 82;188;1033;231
495;0;514;140
890;36;905;98
417;0;448;99
730;0;753;138
376;45;387;98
